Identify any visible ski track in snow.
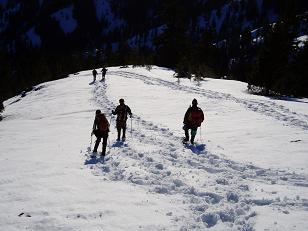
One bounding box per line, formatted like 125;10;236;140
110;71;308;131
84;71;308;230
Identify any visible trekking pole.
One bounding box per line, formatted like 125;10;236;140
107;136;111;154
199;124;203;143
108;114;112;154
87;133;93;152
109;114;113;125
130;116;133;138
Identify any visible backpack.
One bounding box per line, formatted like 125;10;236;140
97;114;109;132
117;105;128;122
189;108;203;127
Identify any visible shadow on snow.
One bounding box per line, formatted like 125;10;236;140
185;143;207;155
111;141;128;148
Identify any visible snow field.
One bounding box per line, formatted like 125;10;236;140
0;66;308;230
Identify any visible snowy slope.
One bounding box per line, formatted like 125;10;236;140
0;66;308;230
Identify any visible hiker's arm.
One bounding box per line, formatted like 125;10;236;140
127;106;132;117
183;108;190;124
112;107;118;115
92;119;96;134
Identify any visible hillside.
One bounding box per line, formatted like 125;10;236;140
1;66;308;230
1;0;307;49
1;0;308;106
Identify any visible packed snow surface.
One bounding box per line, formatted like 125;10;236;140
1;66;308;230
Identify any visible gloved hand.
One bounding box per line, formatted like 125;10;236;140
130;114;132;118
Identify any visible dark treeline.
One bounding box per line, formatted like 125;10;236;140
0;0;308;112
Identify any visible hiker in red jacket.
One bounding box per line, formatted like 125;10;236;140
183;99;204;144
92;110;109;156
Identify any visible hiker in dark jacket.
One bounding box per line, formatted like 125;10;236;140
92;110;110;157
101;67;108;81
183;99;204;144
112;98;132;141
92;69;98;82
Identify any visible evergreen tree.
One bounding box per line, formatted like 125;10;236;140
286;42;308;97
155;0;193;69
192;28;219;78
249;21;294;95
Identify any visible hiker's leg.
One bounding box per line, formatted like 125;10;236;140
116;121;121;140
190;128;197;144
93;136;101;152
184;125;189;142
117;128;121;141
122;126;126;140
102;134;108;156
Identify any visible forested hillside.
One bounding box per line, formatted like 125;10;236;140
0;0;307;108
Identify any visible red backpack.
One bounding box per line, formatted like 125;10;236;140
189;109;204;127
97;114;109;132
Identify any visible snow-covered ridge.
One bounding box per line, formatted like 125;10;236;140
296;35;308;48
51;5;77;34
0;2;21;32
25;27;41;47
0;0;295;51
1;66;308;230
94;0;126;33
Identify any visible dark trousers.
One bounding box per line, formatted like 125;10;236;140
116;120;127;140
93;130;108;156
184;125;197;143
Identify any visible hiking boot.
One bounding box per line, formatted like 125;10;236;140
183;137;189;142
116;138;120;141
122;136;126;141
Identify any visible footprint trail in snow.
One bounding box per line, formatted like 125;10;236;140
84;70;308;230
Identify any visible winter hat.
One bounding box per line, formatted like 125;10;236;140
119;98;124;103
192;98;198;106
96;109;101;114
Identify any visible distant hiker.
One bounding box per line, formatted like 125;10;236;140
183;99;204;144
101;67;108;81
92;69;98;82
112;98;132;141
92;110;110;158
